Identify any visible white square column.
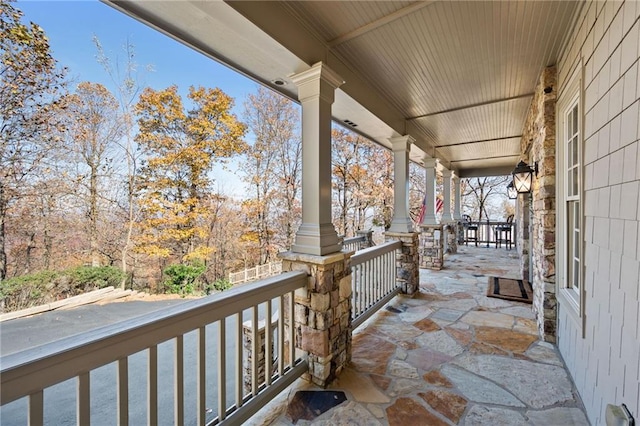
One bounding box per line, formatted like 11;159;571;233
422;157;439;225
291;62;343;255
388;135;415;233
442;169;454;222
453;174;462;220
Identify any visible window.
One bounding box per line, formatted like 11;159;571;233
557;63;584;330
566;100;581;300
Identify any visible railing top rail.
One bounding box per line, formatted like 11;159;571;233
343;235;366;244
0;270;307;405
351;240;401;266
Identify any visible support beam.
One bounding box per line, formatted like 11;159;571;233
291;62;343;255
388;135;415;233
421;157;439;225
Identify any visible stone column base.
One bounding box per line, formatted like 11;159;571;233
279;250;352;387
384;232;419;295
419;224;444;270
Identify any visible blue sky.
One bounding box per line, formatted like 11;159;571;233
17;0;258;195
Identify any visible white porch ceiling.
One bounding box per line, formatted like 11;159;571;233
104;0;580;177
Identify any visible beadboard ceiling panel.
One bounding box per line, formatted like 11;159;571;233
104;0;580;177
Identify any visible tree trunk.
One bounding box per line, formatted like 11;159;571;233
89;163;99;267
0;183;7;280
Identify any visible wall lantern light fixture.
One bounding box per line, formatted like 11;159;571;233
512;160;538;194
506;181;518;199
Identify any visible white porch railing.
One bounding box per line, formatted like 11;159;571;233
342;235;366;252
228;261;282;285
0;271;307;426
350;240;402;329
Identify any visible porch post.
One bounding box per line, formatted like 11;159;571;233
422;157;439;225
442;169;454;222
452;173;462;220
388;135;415;233
290;62;343;256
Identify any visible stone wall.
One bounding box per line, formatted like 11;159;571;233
279;251;352;387
518;66;557;342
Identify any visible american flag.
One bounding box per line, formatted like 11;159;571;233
417;196;443;224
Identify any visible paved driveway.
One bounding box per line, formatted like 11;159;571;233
0;299;251;425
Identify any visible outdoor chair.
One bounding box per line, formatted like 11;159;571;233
462;214;478;246
495;214;514;249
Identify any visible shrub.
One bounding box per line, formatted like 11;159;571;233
162;261;206;296
0;266;125;313
206;278;232;294
68;266;125;290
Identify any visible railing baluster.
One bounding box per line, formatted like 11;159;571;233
278;295;285;376
175;335;184;426
217;320;226;422
198;327;206;426
77;371;90;426
28;390;43;426
265;300;272;385
288;292;295;368
251;305;258;396
148;345;158;426
117;358;129;426
235;312;243;408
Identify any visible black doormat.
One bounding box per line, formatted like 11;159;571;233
286;390;347;423
487;277;533;304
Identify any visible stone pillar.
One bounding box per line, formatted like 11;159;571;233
442;169;454;222
388;135;415;233
422;157;439;225
384;232;419;295
355;229;374;249
453;174;462;221
279;251;352;387
419;224;444;270
291;62;343;256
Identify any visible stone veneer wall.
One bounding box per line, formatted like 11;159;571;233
279;251;352;387
518;66;557;343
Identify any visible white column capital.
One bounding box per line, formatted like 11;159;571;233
423;157;439;169
389;135;415;153
442;169;453;179
291;62;344;104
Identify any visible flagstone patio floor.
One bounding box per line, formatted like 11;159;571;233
250;246;590;425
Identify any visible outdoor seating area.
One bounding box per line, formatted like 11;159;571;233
461;216;516;249
248;246;589;425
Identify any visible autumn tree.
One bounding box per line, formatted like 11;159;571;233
134;85;247;267
62;82;123;266
94;37;150;287
0;0;67;279
462;176;510;222
368;145;395;230
240;87;301;263
332;128;378;236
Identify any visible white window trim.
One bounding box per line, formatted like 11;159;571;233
556;61;586;334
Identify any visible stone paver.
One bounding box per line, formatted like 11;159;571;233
256;246;589;425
